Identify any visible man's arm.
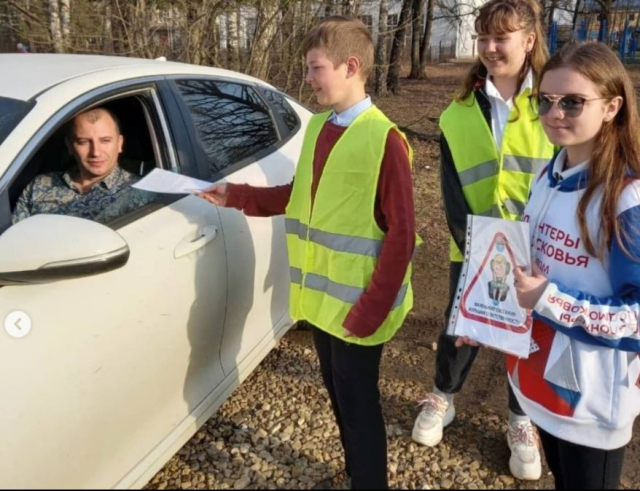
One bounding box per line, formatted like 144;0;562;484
93;188;159;224
11;181;34;224
343;129;416;338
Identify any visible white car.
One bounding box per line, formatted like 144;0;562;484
0;54;311;489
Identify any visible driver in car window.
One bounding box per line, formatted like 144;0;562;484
12;107;155;225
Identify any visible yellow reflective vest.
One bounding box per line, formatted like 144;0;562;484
440;89;554;262
285;106;419;345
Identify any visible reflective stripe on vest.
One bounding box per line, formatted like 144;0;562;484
440;90;554;262
285;218;383;257
289;267;409;310
285;106;420;346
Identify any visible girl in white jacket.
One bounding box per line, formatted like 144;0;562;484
513;42;640;489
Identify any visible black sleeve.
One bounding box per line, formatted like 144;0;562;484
440;132;472;255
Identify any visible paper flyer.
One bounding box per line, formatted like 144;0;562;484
132;168;215;194
447;215;533;358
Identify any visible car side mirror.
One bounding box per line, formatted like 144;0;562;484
0;215;130;285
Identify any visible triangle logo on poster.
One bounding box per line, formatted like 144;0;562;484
460;232;532;334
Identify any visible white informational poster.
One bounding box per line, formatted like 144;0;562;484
447;215;533;358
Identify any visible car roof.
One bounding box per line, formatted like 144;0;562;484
0;54;274;101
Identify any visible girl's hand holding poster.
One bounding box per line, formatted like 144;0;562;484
447;215;533;358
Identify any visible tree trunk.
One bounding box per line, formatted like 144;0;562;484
298;0;314;101
600;1;613;45
206;6;221;66
342;0;358;16
409;0;425;78
418;0;434;77
188;0;206;65
20;0;36;53
103;0;114;54
325;0;338;17
130;0;146;58
248;0;279;80
387;0;412;94
47;0;64;53
227;6;240;71
374;0;389;96
547;0;556;35
572;0;581;31
59;0;70;51
2;0;20;52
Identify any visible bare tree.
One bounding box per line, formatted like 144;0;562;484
9;0;37;52
187;0;224;65
594;0;614;43
103;0;113;54
374;0;389;96
325;0;338;17
227;4;240;71
418;0;434;77
572;0;582;31
2;0;424;104
342;0;359;16
60;0;70;50
47;0;63;52
409;0;425;79
387;0;412;94
248;0;280;79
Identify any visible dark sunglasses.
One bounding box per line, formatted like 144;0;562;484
528;94;607;118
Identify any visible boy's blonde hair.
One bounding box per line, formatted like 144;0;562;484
301;16;374;80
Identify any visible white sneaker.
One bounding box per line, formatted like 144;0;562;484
411;393;455;447
507;420;542;480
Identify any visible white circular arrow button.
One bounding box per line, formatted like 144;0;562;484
5;311;32;339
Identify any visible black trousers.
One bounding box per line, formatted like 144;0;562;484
538;427;626;490
435;261;525;415
312;326;388;490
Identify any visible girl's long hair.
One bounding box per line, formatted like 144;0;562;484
458;0;548;120
538;42;640;259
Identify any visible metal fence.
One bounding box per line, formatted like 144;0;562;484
566;17;640;63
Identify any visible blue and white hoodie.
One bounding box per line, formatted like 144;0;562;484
507;148;640;450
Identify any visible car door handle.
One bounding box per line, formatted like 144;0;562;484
174;225;219;259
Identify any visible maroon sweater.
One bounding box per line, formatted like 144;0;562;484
226;121;416;338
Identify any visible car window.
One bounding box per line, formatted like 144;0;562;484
8;94;170;229
262;90;299;134
175;80;279;176
0;97;36;146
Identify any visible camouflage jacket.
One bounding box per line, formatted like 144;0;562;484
12;165;156;225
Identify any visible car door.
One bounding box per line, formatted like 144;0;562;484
169;78;310;379
0;82;228;489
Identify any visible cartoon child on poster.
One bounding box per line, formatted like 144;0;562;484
488;253;511;305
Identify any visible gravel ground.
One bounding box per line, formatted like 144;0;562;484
145;333;543;490
145;330;639;490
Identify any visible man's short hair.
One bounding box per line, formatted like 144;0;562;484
301;16;374;80
65;107;122;142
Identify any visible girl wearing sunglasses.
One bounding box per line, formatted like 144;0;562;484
413;0;554;481
511;42;640;489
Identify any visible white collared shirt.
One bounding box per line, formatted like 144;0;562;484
484;70;533;149
327;96;372;127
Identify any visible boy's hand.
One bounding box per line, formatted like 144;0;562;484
344;329;356;339
195;184;229;207
514;264;549;310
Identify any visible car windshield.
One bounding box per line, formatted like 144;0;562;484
0;96;36;146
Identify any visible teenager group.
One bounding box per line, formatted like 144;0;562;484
196;1;640;489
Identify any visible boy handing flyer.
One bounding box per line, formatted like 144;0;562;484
196;17;420;490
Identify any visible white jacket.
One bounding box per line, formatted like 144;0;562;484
508;149;640;449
